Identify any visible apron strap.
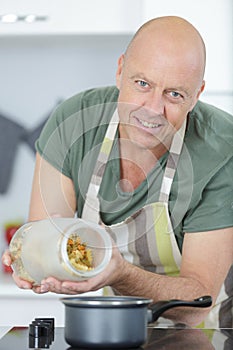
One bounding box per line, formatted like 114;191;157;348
82;109;119;222
159;119;187;202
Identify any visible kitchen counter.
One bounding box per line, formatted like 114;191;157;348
0;272;71;299
0;326;232;349
0;272;102;326
0;272;65;326
0;327;11;339
1;274;232;348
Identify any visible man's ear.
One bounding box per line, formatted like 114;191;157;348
190;80;206;111
116;54;125;89
198;80;205;98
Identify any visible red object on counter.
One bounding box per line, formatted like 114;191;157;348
3;222;22;273
3;264;13;273
5;225;20;245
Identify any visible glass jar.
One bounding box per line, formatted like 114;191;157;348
9;217;112;285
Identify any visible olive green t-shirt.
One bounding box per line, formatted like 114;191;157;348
36;86;233;251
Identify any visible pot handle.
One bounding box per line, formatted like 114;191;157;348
148;295;212;323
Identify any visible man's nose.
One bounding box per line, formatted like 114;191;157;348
144;90;165;115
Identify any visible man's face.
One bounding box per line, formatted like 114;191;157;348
116;36;204;153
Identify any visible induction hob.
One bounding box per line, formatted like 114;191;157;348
0;323;232;349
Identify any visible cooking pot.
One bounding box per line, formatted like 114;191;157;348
61;295;212;348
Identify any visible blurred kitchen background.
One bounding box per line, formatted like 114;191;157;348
0;0;232;325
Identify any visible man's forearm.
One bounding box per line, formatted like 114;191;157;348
111;260;211;326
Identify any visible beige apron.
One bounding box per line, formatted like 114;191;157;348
82;109;232;328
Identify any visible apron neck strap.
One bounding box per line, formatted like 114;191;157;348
81;109;119;222
159;118;187;202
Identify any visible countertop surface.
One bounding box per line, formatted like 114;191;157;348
0;326;232;349
0;271;102;299
0;272;62;299
0;327;11;339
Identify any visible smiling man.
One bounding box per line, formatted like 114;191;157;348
2;16;233;328
115;16;205;189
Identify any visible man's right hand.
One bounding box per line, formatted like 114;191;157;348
1;250;34;290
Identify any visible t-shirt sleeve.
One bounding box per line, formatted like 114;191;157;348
183;155;233;232
35;104;77;179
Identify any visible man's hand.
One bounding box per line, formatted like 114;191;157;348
33;242;125;294
1;250;35;291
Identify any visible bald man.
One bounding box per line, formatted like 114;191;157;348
2;16;233;328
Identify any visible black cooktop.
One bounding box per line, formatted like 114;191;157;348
0;326;232;349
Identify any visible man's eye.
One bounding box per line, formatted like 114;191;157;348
136;80;149;88
169;91;181;98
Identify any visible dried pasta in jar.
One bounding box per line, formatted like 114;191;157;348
67;234;93;271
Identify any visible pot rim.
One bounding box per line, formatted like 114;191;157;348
60;296;153;307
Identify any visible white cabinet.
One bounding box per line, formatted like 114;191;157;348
0;0;143;35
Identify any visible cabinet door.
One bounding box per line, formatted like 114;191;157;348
142;0;233;92
0;0;142;35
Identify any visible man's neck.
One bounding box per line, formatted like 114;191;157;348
118;139;167;191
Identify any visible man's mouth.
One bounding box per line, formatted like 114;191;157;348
137;118;162;128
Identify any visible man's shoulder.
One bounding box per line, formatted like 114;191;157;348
80;85;119;104
39;86;118;143
191;100;233;130
61;86;119;116
188;100;233;151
